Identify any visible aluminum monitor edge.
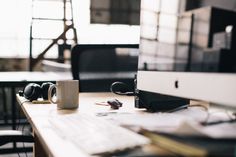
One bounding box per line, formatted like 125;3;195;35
137;71;236;109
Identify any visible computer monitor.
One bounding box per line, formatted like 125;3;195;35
136;3;236;111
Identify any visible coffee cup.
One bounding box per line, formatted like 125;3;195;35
48;80;79;109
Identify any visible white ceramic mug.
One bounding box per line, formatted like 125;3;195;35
48;80;79;109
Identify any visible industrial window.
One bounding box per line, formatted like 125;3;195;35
0;0;140;58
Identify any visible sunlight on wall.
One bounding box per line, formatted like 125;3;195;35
0;0;140;58
0;0;31;57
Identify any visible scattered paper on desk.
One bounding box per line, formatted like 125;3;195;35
98;107;236;139
174;121;236;139
98;107;206;132
108;113;185;131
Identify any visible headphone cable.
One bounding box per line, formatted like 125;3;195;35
110;82;135;96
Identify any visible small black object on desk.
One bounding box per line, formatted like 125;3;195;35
107;99;123;109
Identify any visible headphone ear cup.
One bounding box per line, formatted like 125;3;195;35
23;83;42;101
41;82;54;100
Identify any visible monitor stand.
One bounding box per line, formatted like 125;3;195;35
135;90;189;112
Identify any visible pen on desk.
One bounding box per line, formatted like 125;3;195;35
201;119;236;126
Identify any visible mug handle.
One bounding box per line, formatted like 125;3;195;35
48;84;58;104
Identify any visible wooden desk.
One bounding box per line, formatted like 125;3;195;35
0;71;72;129
17;93;236;157
17;93;141;157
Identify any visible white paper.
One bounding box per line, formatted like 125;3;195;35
97;107;236;139
174;120;236;139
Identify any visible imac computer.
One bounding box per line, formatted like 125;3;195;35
136;2;236;111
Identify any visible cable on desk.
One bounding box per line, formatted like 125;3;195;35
227;111;236;120
201;109;236;126
165;102;209;113
201;118;236;126
110;82;135;96
189;104;208;111
165;104;190;113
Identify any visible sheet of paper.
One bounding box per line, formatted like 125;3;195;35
174;120;236;139
97;107;236;139
97;107;205;131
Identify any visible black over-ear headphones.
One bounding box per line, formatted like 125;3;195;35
19;82;54;101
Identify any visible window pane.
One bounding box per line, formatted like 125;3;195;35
32;40;58;58
0;0;31;57
0;0;140;57
33;1;64;19
32;20;64;39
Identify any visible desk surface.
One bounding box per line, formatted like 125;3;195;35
17;93;157;157
17;92;236;157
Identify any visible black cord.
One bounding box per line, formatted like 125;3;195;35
17;100;30;130
201;118;236;126
165;104;189;113
110;82;135;96
22;121;28;157
112;90;135;96
19;100;30;157
201;111;236;126
16;106;20;130
233;112;236;118
16;97;30;156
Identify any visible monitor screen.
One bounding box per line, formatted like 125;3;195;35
137;1;236;110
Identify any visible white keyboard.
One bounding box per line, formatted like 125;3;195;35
49;114;150;155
